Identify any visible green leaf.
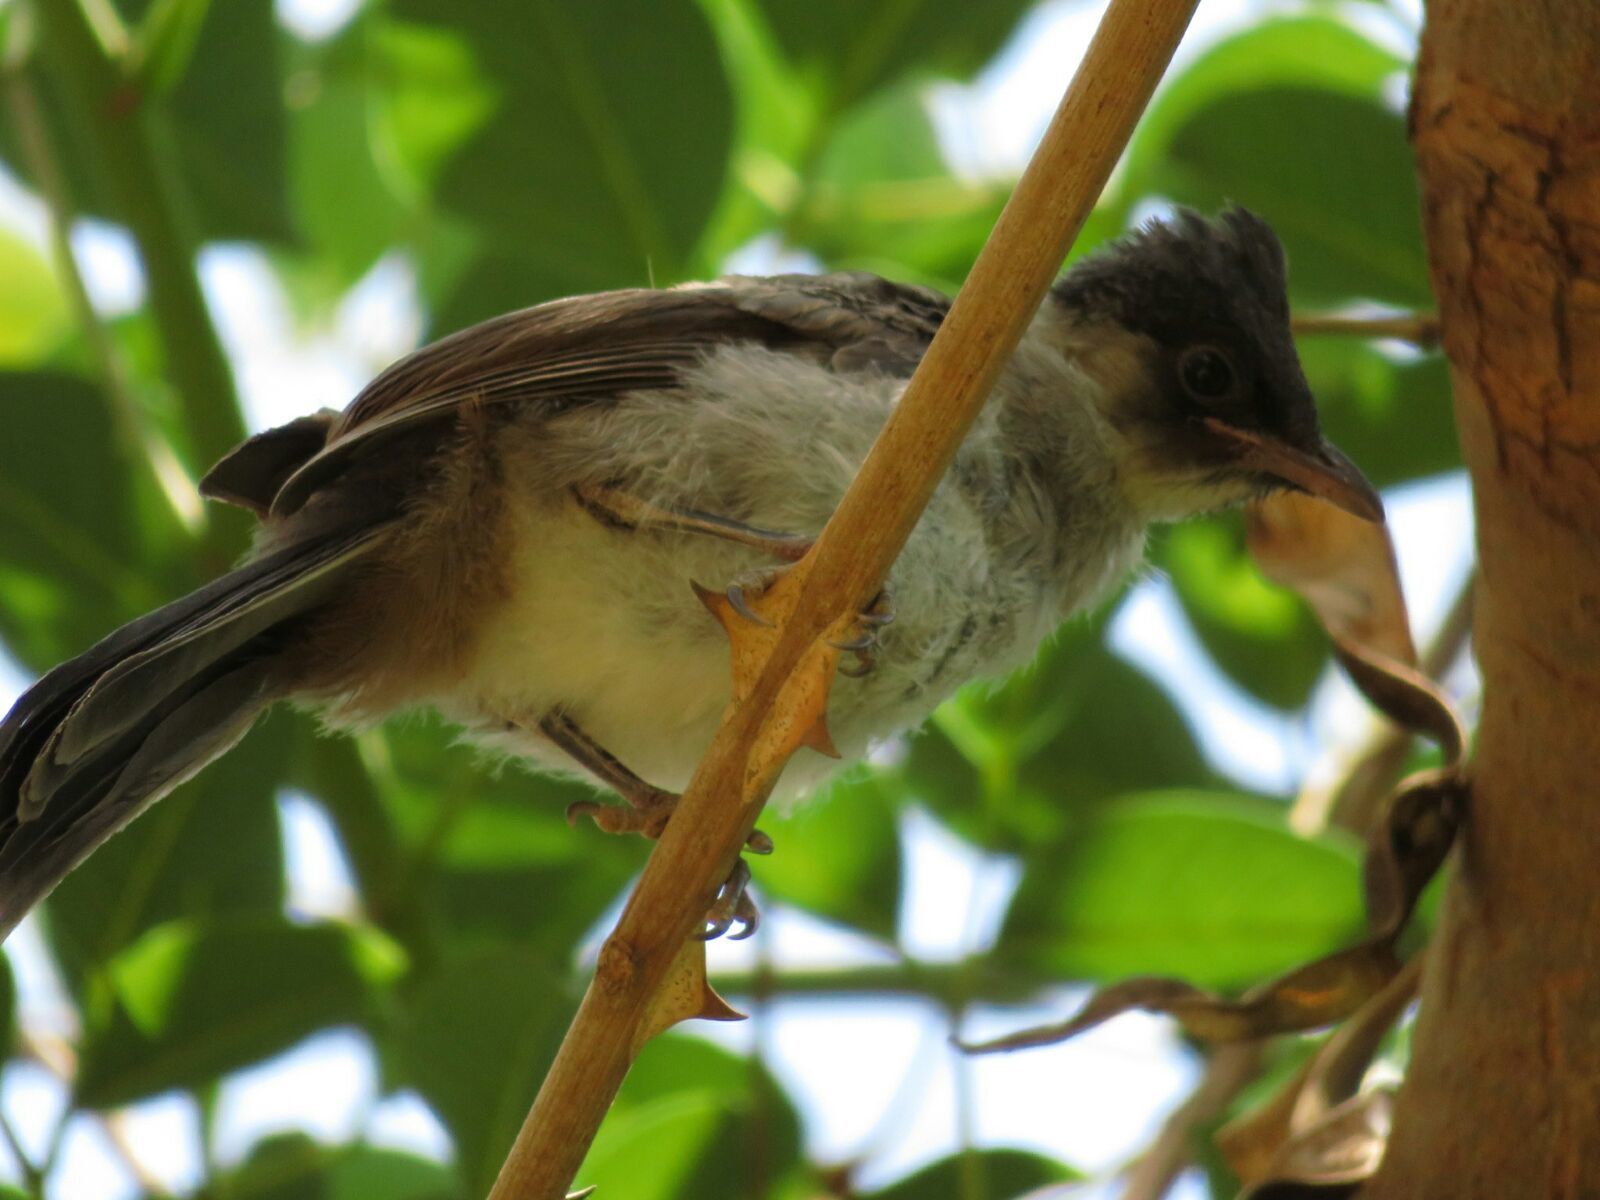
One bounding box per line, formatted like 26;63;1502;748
862;1149;1079;1200
0;230;69;366
75;915;405;1108
321;1144;461;1200
0;371;177;671
0;0;290;245
105;0;293;243
688;0;816;269
344;715;642;957
156;0;293;242
1012;641;1218;814
1156;88;1429;306
365;20;499;195
756;767;902;939
909;619;1215;853
131;0;213;96
0;952;14;1057
279;27;412;293
788;81;1006;289
379;0;734;323
997;791;1364;990
1303;343;1460;488
578;1035;805;1200
1134;17;1403;159
42;712;290;992
221;1133;462;1200
1117;19;1426;306
755;0;1035;109
1157;515;1329;710
387;946;571;1197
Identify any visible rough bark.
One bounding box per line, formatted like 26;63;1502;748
1367;2;1600;1195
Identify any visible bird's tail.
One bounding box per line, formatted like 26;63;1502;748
0;525;389;939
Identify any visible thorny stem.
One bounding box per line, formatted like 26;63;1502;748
485;2;1201;1195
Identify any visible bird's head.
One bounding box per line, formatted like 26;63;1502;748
1048;206;1382;525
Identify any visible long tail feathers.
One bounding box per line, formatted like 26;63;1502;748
0;525;390;939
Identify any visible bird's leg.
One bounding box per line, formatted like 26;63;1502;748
575;484;892;675
537;710;769;939
573;483;813;562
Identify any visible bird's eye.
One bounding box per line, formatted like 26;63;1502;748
1179;346;1235;401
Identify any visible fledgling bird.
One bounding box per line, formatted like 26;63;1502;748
0;207;1379;940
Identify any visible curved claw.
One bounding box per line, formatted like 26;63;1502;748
725;901;760;941
827;632;877;653
836;657;874;679
699;860;760;941
726;583;775;628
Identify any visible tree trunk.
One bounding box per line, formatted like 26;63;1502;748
1367;2;1600;1195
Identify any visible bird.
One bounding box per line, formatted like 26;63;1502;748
0;206;1380;940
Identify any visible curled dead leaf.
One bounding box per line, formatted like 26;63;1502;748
960;774;1459;1057
1247;491;1415;666
1220;957;1422;1187
1331;641;1466;767
1238;1090;1394;1198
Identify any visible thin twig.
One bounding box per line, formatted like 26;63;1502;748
1120;1043;1266;1200
31;0;248;570
14;1028;172;1197
485;2;1200;1196
99;1111;175;1198
1;55;205;536
1292;312;1441;348
0;1105;42;1197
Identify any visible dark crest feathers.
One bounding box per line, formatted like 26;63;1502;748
1051;205;1290;343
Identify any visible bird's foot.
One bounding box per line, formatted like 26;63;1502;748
565;788;773;940
708;572;894;680
566;788;774;854
564;783;677;841
702;858;761;941
831;588;895;678
711;565;786;629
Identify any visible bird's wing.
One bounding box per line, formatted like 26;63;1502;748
202;274;949;519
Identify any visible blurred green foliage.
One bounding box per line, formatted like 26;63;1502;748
0;0;1454;1197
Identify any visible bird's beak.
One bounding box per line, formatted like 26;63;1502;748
1201;417;1385;523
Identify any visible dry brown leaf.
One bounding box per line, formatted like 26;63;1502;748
1217;1057;1317;1185
1362;775;1465;933
959;945;1398;1056
1331;642;1466;768
1239;1090;1394;1198
1219;957;1421;1186
960;774;1459;1058
1247;492;1416;666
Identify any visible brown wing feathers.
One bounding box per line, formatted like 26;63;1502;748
0;272;951;937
